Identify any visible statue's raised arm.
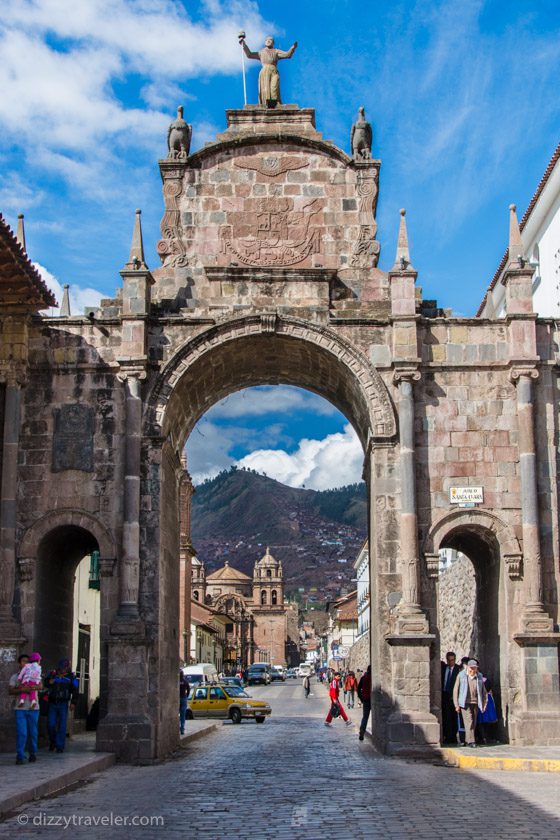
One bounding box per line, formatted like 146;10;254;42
276;41;298;60
240;37;260;62
239;34;298;107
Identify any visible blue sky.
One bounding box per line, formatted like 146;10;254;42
1;0;559;488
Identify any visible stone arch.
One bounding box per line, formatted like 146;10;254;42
18;508;117;563
422;508;522;580
146;313;396;450
213;591;250;618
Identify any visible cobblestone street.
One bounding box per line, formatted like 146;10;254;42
1;682;559;840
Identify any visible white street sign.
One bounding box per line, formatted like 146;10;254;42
449;486;483;505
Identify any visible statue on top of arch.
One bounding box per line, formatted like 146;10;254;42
239;33;298;107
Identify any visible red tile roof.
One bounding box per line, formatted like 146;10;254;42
0;215;57;308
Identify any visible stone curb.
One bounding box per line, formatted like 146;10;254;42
440;748;560;773
0;753;116;818
178;722;219;746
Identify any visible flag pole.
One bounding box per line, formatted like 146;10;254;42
238;30;247;106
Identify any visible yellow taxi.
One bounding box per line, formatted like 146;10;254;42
185;684;271;724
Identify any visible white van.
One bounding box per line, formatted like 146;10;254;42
297;663;313;678
182;663;218;687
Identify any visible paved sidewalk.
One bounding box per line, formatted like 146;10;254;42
0;720;218;817
321;680;560;773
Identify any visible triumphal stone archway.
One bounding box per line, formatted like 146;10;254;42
1;92;559;760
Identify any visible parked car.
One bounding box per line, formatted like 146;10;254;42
186;684;271;723
286;668;297;679
220;676;245;689
270;665;286;682
247;663;272;685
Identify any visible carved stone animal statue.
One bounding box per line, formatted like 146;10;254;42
351;106;372;160
167;106;192;159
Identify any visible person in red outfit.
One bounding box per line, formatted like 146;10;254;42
325;672;352;727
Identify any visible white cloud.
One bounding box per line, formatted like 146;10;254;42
207;386;338;420
34;262;104;316
0;0;271;185
0;174;45;213
235;424;364;491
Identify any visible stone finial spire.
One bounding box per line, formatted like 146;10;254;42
16;214;26;251
125;209;147;270
507;203;526;268
393;208;414;271
60;284;71;317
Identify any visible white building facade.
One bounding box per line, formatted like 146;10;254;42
479;142;560;318
354;541;369;639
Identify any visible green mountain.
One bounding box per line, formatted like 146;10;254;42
191;468;367;600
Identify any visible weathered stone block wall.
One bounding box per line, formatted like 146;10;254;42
347;630;370;673
18;323;125;560
437;557;476;659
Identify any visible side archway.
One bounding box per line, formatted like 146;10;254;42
423;509;522;580
18;508;117;565
423;508;520;743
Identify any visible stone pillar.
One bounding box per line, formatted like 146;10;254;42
0;379;22;630
179;461;195;664
394;371;429;634
509;369;560;744
512;368;553;631
118;373;143;619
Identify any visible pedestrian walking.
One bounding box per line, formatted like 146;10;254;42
179;671;190;735
441;651;461;743
344;671;358;708
324;672;351;727
357;664;371;741
44;659;78;754
303;674;311;698
453;659;488;748
8;653;42;765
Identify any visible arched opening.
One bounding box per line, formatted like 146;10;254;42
34;525;103;728
437;526;505;744
146;316;397;749
261;590;267;605
271;590;278;606
193;590;199;601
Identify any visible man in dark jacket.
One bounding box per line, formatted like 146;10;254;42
357;665;371;741
441;651;461;743
44;659;78;753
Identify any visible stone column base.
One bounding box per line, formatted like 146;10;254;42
509;712;560;746
96;622;159;763
0;631;27;753
385;711;441;757
382;632;441;758
96;714;155;763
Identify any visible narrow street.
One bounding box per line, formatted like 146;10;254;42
2;681;559;840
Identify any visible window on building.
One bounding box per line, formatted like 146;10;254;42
88;551;100;591
271;590;278;605
267;569;272;577
193;590;199;601
261;590;267;605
